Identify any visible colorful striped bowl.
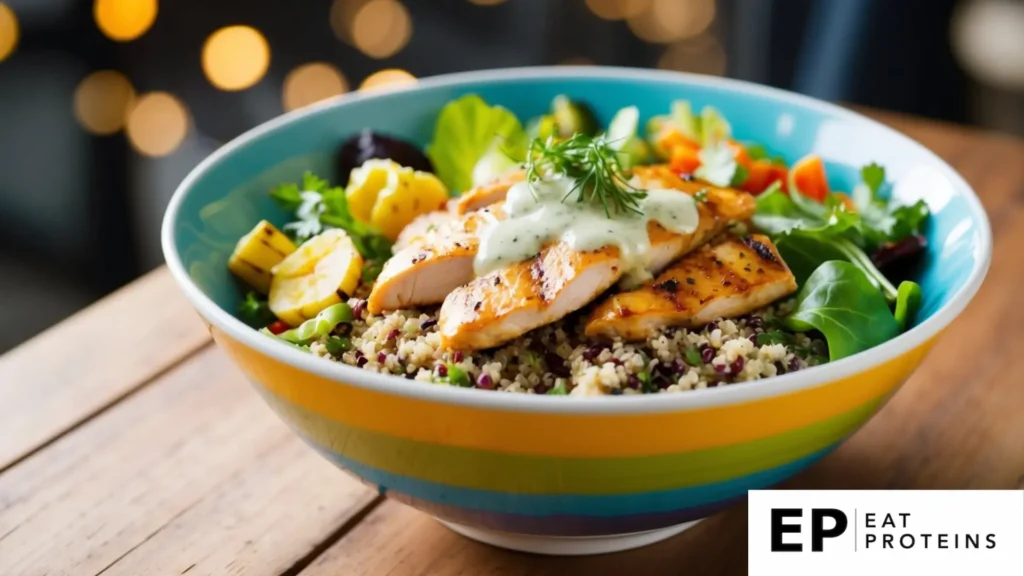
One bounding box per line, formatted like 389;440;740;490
162;68;991;555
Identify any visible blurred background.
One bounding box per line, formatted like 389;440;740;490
0;0;1022;353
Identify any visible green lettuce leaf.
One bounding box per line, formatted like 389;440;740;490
427;94;526;195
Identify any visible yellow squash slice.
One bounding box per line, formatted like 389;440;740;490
228;220;297;294
268;228;363;326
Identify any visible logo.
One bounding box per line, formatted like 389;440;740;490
770;508;848;552
749;490;1024;575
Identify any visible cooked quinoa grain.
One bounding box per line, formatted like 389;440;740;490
311;297;827;396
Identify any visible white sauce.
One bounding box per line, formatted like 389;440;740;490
474;175;700;276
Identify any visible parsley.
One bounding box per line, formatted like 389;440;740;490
694;188;709;203
694;140;738;187
270;172;393;282
238;291;275;327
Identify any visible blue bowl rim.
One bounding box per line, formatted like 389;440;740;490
161;66;992;415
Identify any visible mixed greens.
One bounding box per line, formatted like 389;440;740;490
233;91;929;366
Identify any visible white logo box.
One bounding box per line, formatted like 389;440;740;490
748;490;1024;575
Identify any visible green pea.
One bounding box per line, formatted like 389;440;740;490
446;363;472;387
684;348;702;366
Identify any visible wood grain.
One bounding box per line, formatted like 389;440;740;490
0;267;210;471
294;113;1024;575
0;347;376;576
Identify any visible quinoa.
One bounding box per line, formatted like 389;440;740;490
312;296;828;397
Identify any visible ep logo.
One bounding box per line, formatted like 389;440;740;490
771;508;849;552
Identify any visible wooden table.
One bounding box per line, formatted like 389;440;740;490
2;111;1023;576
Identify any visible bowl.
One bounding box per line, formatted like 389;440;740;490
162;67;991;556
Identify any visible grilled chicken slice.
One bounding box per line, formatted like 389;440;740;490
585;235;797;341
392;210;459;252
367;205;505;314
437;185;756;351
371;165;736;315
452;170;526;214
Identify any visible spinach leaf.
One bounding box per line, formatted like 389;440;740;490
894;281;922;331
784;261;900;360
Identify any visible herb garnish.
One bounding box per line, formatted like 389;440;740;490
270;172;393;281
525;133;647;217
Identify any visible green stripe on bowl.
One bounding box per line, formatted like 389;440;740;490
259;385;882;495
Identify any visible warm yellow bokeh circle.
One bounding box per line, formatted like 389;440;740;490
94;0;159;42
0;2;19;61
126;92;190;157
202;26;271;91
74;70;136;135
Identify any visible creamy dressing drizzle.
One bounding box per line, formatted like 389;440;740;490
474;176;700;276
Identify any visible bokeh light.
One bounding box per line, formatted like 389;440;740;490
283;62;349;112
202;26;270;91
330;0;369;44
627;0;715;44
585;0;651;20
351;0;412;59
0;2;19;62
93;0;158;42
657;33;727;77
125;92;190;157
359;69;417;92
74;70;136;135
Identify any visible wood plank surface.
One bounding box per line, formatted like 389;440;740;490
0;267;210;471
0;347;376;576
296;113;1024;574
0;111;1022;576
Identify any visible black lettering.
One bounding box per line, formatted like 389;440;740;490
865;534;876;548
811;509;848;552
865;513;876;528
771;509;803;552
899;512;910;528
986;534;997;549
938;534;948;549
900;534;915;549
883;534;894;548
966;534;979;549
954;533;959;548
881;513;895;528
921;533;932;548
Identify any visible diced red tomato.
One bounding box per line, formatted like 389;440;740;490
727;140;751;168
789;154;830;202
669;145;701;176
741;159;788;195
267;320;290;335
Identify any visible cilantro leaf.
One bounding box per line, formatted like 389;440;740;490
694;141;737;187
272;171;394;281
861;163;886;195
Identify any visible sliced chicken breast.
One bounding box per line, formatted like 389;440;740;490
392;210;460;252
584;235;797;341
452;170;525;214
437;186;756;351
367;206;504;314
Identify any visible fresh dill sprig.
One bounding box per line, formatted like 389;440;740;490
524;133;647;217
